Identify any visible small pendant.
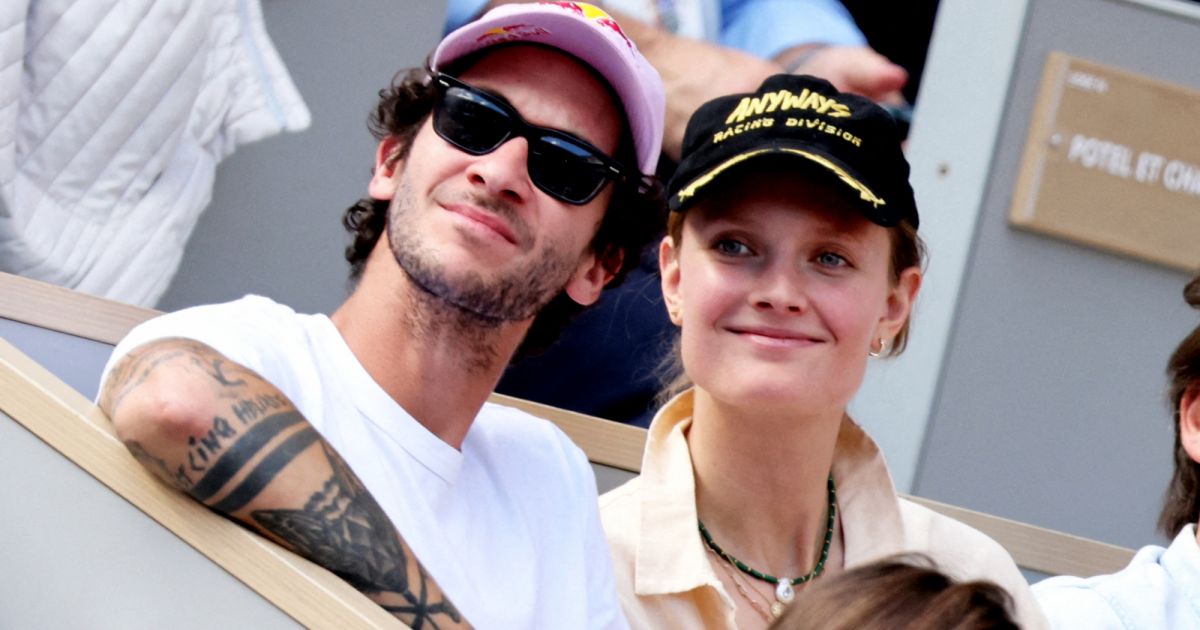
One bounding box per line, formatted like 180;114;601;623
775;579;795;604
770;601;785;618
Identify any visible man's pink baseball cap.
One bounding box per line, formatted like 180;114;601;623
430;2;665;176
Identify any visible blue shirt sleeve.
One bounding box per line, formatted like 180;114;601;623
720;0;867;61
444;0;489;33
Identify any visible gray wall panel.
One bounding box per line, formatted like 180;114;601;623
0;410;299;630
915;0;1200;549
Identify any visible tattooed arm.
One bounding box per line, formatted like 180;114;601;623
98;337;470;630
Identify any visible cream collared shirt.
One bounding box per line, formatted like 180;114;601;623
600;390;1049;629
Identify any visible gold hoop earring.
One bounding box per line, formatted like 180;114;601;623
868;337;888;358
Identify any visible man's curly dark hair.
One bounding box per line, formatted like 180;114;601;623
342;64;665;360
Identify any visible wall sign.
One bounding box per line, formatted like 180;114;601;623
1010;51;1200;271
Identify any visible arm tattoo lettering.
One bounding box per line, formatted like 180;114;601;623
186;411;303;501
103;339;469;628
231;394;289;425
186;416;238;472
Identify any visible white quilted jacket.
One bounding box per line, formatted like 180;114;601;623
0;0;310;306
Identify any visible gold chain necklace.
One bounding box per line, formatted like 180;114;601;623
698;474;837;607
707;545;777;622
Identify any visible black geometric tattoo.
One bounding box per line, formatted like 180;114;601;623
252;442;463;629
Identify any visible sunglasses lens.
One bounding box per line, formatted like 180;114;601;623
435;86;511;154
529;136;609;204
433;75;622;205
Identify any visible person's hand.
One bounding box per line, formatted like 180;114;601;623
644;33;783;160
778;44;908;105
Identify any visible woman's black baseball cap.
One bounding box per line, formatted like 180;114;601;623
668;74;918;228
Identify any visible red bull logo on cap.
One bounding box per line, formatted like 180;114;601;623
473;3;633;49
474;23;551;45
549;2;635;48
550;1;586;15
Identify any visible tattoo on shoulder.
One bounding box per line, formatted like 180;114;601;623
102;339;258;414
252;442;464;629
203;358;247;387
100;347;187;414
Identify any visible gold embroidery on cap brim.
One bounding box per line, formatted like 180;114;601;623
675;148;886;208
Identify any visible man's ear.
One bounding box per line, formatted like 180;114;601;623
1180;386;1200;465
368;136;405;200
563;249;617;307
659;236;682;326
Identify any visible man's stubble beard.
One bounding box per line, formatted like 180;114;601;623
386;178;589;330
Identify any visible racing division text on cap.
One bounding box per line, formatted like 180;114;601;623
667;74;919;228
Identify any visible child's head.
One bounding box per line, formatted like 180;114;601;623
771;555;1018;630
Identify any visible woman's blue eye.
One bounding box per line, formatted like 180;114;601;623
714;239;752;256
816;251;848;267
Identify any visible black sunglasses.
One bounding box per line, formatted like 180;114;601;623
431;73;627;205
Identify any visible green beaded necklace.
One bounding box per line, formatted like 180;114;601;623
698;474;837;609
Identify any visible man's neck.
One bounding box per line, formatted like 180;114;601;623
329;267;529;449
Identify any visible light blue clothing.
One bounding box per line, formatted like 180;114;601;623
1033;525;1200;629
443;0;865;62
720;0;864;59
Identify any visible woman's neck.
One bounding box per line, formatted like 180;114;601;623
688;387;845;581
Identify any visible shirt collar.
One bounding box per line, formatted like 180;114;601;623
830;408;907;565
1162;524;1200;600
634;390;725;596
631;389;908;595
316;314;464;485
